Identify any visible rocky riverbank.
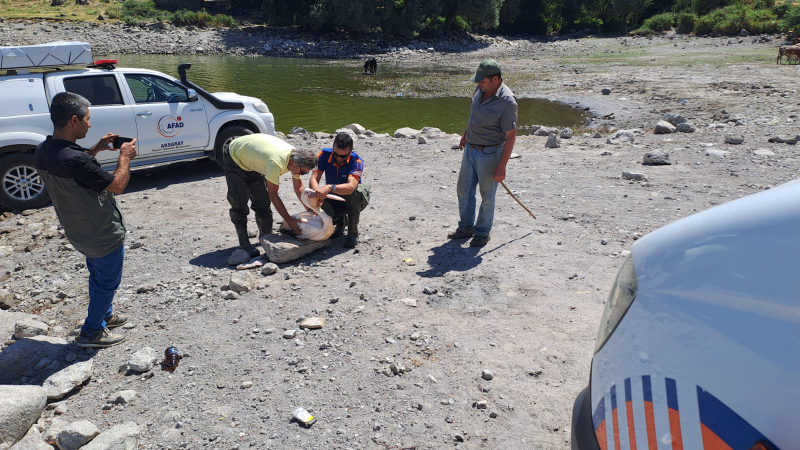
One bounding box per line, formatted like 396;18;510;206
2;21;800;449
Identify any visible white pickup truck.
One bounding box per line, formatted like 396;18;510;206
0;41;276;210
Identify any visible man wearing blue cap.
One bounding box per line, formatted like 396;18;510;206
448;59;518;247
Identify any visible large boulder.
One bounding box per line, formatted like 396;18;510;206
42;359;93;401
0;310;33;341
0;336;70;385
393;127;420;139
419;127;448;139
13;319;49;339
341;123;366;135
676;123;697;133
56;421;99;450
8;427;52;449
80;422;140;450
534;126;558;136
260;234;331;264
0;385;47;449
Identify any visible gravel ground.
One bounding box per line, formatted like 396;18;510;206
2;22;800;449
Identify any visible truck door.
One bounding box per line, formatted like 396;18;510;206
61;74;138;166
121;73;209;157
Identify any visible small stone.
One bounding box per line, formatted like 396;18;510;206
399;298;417;307
228;249;251;266
110;390;137;405
422;286;437;295
475;400;488;409
676;123;697;133
481;369;494;381
653;120;676;134
622;171;646;181
663;113;687;125
282;330;297;339
385;337;397;344
489;411;498;418
241;381;253;389
545;134;560;148
725;134;744;145
228;274;251;293
601;88;611;95
299;317;325;329
223;291;239;300
643;151;671;166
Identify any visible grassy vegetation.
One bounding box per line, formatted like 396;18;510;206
0;0;236;27
632;2;798;36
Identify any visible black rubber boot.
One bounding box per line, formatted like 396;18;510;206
234;223;259;257
255;213;273;238
343;214;358;248
331;215;345;238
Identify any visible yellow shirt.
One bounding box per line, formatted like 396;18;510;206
228;133;300;185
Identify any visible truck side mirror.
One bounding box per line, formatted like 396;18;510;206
187;89;198;102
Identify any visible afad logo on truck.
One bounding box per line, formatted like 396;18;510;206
157;115;184;138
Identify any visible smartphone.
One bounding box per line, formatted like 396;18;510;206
114;136;134;149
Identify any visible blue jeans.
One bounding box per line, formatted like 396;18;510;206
457;142;502;236
81;244;125;336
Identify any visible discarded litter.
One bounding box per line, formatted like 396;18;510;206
237;256;266;270
292;407;317;427
161;346;181;372
403;257;415;266
299;317;325;329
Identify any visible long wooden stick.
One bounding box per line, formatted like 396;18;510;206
500;181;536;219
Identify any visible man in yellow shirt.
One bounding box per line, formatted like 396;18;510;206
224;133;317;256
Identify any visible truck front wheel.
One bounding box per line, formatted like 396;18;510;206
0;153;50;211
213;126;253;169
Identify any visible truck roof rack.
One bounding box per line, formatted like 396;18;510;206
0;41;93;71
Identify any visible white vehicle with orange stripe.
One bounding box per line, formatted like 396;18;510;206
570;178;800;450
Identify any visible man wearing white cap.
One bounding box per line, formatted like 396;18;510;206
448;59;518;247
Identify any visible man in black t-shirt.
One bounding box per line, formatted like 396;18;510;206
35;92;138;348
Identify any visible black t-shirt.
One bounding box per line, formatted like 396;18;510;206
34;137;114;192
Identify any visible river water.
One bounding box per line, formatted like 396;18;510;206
110;54;587;135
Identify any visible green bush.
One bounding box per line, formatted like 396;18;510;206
105;4;122;19
675;12;696;33
171;9;236;27
693;4;778;35
630;25;654;35
641;12;675;32
780;4;800;33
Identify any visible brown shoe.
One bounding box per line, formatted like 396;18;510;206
105;313;128;329
75;328;126;348
470;235;491;247
447;228;474;240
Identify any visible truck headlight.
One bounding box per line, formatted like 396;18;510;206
253;101;269;113
595;255;638;353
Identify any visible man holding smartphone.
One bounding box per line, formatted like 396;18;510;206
34;92;138;348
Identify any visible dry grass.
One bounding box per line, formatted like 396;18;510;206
0;0;116;21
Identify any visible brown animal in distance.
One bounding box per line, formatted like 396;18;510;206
778;45;800;64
